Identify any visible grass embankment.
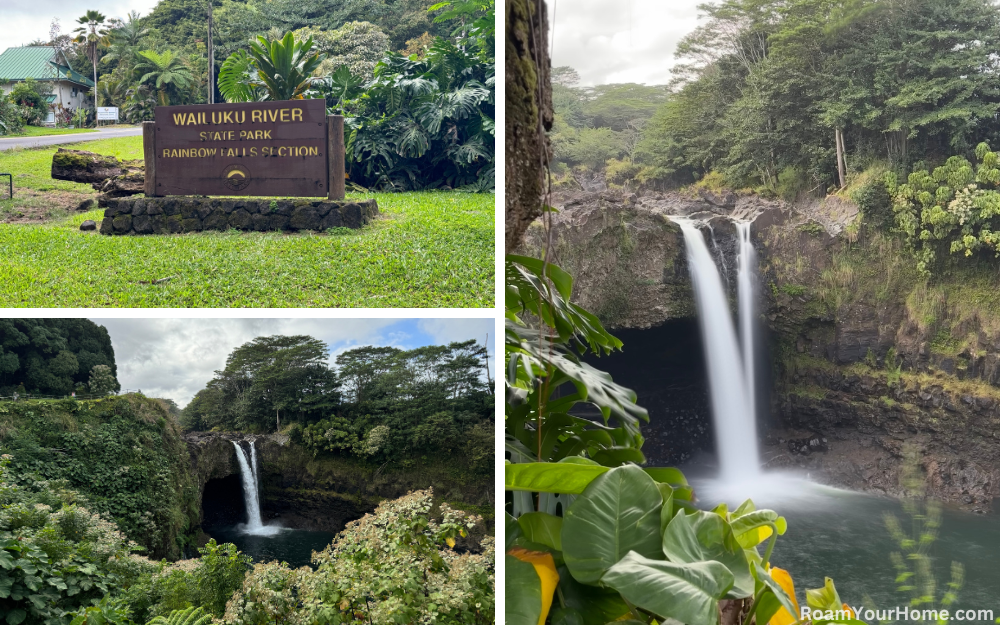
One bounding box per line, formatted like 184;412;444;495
0;136;494;307
2;125;99;137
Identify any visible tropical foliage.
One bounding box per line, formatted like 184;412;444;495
0;455;140;625
891;142;1000;275
215;1;495;191
329;37;495;191
222;489;493;625
551;0;1000;197
245;32;324;100
134;50;194;106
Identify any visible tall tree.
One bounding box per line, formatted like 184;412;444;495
73;10;109;107
209;335;340;431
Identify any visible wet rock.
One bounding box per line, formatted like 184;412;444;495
79;219;96;231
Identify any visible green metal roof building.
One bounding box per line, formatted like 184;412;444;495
0;46;95;123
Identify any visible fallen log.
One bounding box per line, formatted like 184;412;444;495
51;148;145;198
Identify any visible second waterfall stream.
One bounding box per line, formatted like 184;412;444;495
673;217;761;482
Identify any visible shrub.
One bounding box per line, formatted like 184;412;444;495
9;78;51;126
851;167;894;231
0;455;140;625
0;93;24;136
119;540;251;622
892;143;1000;275
222;489;494;625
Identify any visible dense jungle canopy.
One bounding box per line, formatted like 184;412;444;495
550;0;1000;196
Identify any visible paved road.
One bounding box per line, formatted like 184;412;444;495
0;126;142;151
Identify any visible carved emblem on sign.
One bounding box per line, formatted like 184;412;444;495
223;164;251;191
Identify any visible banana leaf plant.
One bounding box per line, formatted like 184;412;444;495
505;462;867;625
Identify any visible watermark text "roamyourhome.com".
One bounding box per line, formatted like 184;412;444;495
801;607;996;622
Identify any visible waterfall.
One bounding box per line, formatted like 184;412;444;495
737;221;757;426
674;218;760;481
231;440;281;535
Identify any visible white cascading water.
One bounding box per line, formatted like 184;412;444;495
674;218;760;482
736;221;757;426
231;440;281;536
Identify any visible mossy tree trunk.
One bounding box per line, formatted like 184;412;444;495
505;0;553;252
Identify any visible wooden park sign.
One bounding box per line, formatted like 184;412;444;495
142;99;345;199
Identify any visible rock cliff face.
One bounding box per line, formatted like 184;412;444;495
522;189;1000;511
182;432;492;533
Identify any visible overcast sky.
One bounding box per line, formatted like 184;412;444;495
88;318;495;408
548;0;701;86
1;0;162;55
0;0;698;86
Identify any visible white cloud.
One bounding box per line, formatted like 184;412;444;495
417;318;495;352
548;0;701;86
0;0;162;54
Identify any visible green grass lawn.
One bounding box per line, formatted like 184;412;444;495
0;136;495;307
2;126;99;137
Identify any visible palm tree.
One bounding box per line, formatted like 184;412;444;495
72;10;109;107
135;50;195;106
102;11;149;75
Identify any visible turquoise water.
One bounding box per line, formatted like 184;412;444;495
694;476;1000;618
205;524;336;568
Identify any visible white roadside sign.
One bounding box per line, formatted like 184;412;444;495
96;107;119;121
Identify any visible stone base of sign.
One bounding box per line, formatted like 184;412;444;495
98;197;378;236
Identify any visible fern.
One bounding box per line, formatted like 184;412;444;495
146;607;212;625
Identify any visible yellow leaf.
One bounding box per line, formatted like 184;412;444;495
446;537;456;548
842;604;854;619
768;566;800;625
509;547;560;625
758;525;773;544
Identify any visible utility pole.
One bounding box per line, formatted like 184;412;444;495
207;0;214;104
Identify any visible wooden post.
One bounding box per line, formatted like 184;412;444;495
207;0;214;104
327;114;345;200
143;121;156;197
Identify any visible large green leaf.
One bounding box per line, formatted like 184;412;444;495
505;554;542;625
731;509;785;548
556;564;630;625
518;512;563;551
602;551;735;625
661;510;754;598
562;464;663;584
505;462;609;494
643;467;689;486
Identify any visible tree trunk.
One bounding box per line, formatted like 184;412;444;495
207;0;214;104
505;0;553;252
835;128;846;189
483;334;494;395
50;148;144;197
92;49;98;110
